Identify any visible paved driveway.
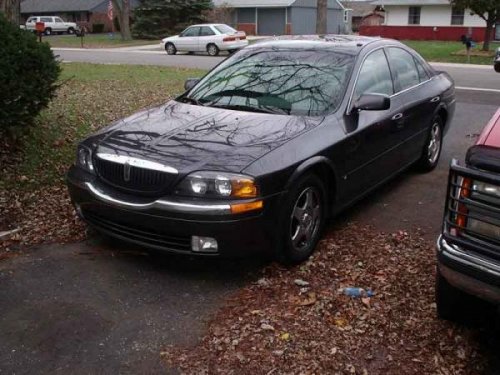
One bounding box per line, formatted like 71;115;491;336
1;86;499;373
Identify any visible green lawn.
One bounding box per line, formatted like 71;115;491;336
402;40;498;65
45;33;157;48
2;63;206;191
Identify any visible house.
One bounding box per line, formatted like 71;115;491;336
213;0;351;36
360;0;498;41
20;0;139;33
342;1;383;32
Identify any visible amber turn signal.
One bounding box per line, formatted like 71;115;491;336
230;200;263;214
231;178;258;198
456;177;471;230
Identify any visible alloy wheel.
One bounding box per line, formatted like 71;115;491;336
290;187;322;252
427;121;442;164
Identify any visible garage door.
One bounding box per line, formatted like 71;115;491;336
258;8;286;36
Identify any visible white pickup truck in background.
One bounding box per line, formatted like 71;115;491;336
25;16;80;36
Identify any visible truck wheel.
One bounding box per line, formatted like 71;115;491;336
416;115;443;172
207;43;219;56
44;27;52;36
276;173;327;265
67;27;75;34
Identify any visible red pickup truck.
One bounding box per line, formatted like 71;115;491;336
437;108;500;319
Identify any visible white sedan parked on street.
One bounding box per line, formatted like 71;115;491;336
160;24;248;56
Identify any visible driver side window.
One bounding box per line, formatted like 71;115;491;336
354;49;394;100
181;27;199;37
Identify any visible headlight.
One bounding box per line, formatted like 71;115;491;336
175;171;258;198
471;181;500;203
467;217;500;240
76;145;95;173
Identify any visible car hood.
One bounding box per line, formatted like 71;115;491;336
90;101;323;175
162;35;179;42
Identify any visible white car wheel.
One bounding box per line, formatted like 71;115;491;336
207;44;219;57
165;43;177;55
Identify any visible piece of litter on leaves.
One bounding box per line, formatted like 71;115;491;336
294;279;309;287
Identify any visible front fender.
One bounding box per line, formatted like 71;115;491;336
284;156;338;190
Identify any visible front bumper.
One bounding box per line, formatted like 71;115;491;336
67;166;282;257
437;235;500;304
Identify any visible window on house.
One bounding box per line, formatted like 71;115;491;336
344;10;349;23
451;7;464;25
408;6;421;25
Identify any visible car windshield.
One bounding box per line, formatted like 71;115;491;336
185;49;354;116
214;24;236;34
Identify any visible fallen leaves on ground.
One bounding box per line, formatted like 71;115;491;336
162;225;486;374
0;64;194;256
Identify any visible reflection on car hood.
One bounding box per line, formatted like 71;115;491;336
92;101;323;174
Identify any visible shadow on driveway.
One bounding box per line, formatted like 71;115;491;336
0;236;267;374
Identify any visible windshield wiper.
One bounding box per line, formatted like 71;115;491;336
209;104;278;114
179;96;204;106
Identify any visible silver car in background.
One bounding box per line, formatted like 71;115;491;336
160;24;248;56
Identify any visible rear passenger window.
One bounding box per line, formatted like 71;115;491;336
387;47;421;92
414;57;430;82
41;17;52;23
200;26;215;36
354;49;394;99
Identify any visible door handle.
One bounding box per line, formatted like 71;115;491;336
392;113;404;121
430;96;440;103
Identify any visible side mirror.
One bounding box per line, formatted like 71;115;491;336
184;78;200;91
353;94;390;111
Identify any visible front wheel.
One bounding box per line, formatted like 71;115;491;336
67;27;75;34
207;43;219;56
416;115;443;172
165;43;177;55
276;174;327;265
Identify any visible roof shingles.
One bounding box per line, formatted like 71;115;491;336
21;0;106;13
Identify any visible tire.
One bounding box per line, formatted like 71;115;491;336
44;27;52;36
165;43;177;55
495;62;500;73
276;174;327;265
228;49;237;54
436;269;470;321
207;43;219;56
416;115;443;172
67;27;75;34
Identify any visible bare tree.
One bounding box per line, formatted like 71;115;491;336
0;0;21;25
316;0;327;34
112;0;132;40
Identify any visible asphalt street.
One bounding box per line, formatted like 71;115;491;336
53;47;500;92
0;49;499;374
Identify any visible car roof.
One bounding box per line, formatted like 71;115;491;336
246;35;396;55
189;23;232;28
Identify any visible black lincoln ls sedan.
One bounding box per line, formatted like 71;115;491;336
67;35;455;264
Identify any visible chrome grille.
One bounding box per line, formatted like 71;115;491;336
95;157;176;194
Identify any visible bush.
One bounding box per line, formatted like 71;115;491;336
92;23;105;33
0;14;60;132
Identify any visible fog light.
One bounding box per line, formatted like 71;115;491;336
191;236;218;253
